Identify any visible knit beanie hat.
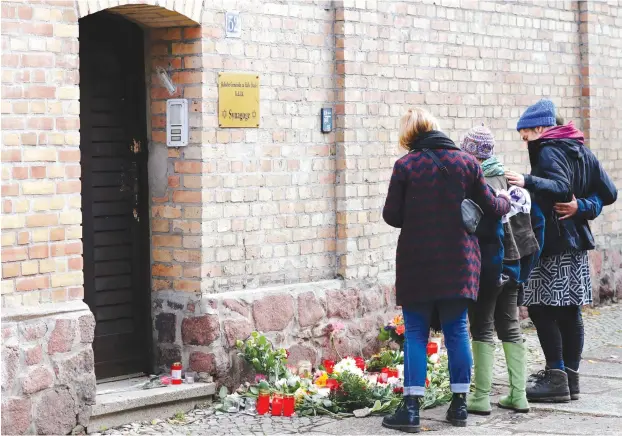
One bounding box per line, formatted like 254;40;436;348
460;124;495;160
516;99;556;131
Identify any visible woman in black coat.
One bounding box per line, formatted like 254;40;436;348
507;99;617;403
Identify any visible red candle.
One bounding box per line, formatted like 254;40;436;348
326;378;339;390
388;368;398;378
323;359;335;374
378;372;388;384
283;394;295;417
271;393;283;416
427;342;438;356
257;391;270;415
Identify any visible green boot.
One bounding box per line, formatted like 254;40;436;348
498;342;530;413
467;341;495;415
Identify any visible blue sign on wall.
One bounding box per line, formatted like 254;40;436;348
321;107;333;133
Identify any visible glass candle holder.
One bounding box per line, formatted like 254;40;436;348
298;361;312;379
245;396;257;414
283;394;295;417
427;342;439;356
257;390;270;415
271;393;283;416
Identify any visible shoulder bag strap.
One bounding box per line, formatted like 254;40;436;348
422;148;449;180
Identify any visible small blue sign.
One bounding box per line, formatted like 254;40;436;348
321;107;333;133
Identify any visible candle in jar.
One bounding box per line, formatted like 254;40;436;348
283;394;295;417
257;390;270;415
271;394;283;416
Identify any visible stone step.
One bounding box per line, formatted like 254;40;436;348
87;377;216;433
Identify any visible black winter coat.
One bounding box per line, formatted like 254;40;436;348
525;138;617;257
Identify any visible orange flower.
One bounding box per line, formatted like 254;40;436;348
395;324;405;335
392;315;403;326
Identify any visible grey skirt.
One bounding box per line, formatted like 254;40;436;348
521;250;592;307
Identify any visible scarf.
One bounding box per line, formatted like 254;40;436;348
481;156;505;177
539;121;585;144
408;130;460;151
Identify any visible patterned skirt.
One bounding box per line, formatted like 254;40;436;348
521;250;592;307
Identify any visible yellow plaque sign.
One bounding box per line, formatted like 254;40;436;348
218;73;260;128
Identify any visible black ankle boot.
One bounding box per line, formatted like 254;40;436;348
526;369;570;403
446;393;467;427
382;396;421;433
565;368;580;400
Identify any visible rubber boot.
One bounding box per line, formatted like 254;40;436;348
466;341;495;415
446;393;468;427
382;396;421;433
526;369;571;403
498;342;530;412
565;367;580;400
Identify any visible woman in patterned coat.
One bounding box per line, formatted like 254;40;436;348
381;108;510;433
506;99;617;403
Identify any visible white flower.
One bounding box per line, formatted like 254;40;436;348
387;377;400;386
274;378;288;389
333;357;364;377
287;375;301;387
428;354;440;364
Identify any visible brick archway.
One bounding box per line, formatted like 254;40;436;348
77;0;203;27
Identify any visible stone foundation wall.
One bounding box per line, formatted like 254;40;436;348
590;247;622;305
1;302;95;435
152;276;397;385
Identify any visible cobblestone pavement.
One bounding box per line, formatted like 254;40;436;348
98;304;622;436
492;304;622;382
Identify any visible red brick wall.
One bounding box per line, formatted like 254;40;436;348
1;0;83;307
149;26;205;295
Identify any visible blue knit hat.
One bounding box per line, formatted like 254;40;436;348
516;99;556;131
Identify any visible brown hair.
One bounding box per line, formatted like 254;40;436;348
398;108;440;151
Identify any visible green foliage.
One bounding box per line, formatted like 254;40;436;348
331;372;373;413
366;349;403;373
235;331;288;379
421;354;452;410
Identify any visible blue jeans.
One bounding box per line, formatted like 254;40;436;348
402;299;472;396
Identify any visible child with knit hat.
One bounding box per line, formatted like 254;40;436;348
460;124;539;416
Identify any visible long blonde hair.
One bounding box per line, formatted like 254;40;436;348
398;108;440;151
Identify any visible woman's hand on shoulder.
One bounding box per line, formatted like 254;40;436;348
505;170;525;188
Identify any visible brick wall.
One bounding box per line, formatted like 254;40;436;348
336;0;586;280
149;26;206;295
1;0;621;425
579;0;622;302
197;1;338;291
1;0;83;307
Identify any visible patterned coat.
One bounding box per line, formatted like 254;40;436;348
382;131;510;307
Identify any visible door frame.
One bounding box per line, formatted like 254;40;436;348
79;11;153;380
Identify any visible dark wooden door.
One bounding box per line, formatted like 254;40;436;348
80;12;151;380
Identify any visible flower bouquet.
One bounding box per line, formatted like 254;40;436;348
378;315;405;349
227;328;451;419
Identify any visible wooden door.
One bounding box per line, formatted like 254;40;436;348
80;12;151;379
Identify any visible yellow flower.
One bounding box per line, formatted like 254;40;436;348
315;373;328;387
392;315;403;326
